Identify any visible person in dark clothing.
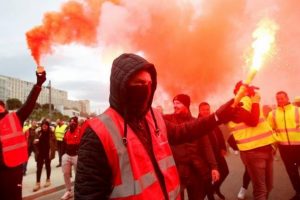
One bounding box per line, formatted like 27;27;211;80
164;94;219;200
61;116;81;200
23;120;38;175
74;53;236;200
0;70;46;200
33;119;56;192
198;102;229;200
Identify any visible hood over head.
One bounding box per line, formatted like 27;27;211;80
109;53;157;118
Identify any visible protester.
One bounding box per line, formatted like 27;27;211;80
33;119;56;192
0;70;46;200
55;119;68;167
61;117;81;200
267;91;300;200
23;120;38;176
198;101;229;200
164;95;219;200
75;53;236;199
227;81;276;200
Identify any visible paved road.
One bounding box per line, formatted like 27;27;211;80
30;151;295;200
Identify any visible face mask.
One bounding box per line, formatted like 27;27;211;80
125;84;151;118
69;123;78;132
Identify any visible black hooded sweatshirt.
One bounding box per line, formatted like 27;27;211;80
75;53;219;200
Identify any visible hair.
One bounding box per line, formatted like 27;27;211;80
70;116;78;123
276;90;288;97
199;102;210;108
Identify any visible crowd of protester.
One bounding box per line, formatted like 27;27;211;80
1;53;300;200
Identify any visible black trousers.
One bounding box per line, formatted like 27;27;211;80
279;145;300;194
0;165;23;200
213;156;229;192
23;144;35;174
36;155;51;182
179;165;214;200
57;140;63;165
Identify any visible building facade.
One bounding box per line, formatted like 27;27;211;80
0;75;90;114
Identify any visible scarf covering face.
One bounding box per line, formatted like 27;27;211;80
125;84;152;118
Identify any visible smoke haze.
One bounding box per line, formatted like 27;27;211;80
26;0;300;111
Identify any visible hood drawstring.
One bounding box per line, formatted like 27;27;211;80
122;110;128;146
122;108;160;146
122;118;128;146
150;108;160;136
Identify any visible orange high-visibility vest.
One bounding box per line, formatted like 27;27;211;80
0;112;28;167
64;127;81;145
268;104;300;145
228;96;276;151
87;107;180;200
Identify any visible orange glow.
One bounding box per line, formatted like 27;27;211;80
26;0;300;108
250;18;278;72
234;18;278;106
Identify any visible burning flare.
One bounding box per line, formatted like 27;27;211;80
234;18;279;105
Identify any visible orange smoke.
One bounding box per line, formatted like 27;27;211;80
27;0;300;107
26;0;119;65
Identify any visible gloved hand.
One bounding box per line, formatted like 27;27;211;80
215;99;236;124
251;92;261;103
36;71;46;86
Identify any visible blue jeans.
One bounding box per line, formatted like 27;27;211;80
240;145;273;200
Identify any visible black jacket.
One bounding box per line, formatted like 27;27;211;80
75;54;219;200
164;112;218;180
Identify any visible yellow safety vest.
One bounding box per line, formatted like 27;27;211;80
267;104;300;145
54;124;67;141
23;124;31;133
228;96;276;151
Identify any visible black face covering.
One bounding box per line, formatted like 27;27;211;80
125;84;152;118
69;123;78;132
0;110;8;120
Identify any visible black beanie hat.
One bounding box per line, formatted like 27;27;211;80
173;94;191;108
70;116;78;123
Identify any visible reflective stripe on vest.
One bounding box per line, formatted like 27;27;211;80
99;113;156;197
231;118;265;132
228;97;275;151
88;108;180;199
0;112;28;167
272;105;300;145
236;130;273;145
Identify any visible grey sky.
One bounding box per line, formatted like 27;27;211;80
0;0;110;112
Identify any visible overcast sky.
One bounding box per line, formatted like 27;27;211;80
0;0;113;113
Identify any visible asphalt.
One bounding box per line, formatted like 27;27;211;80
22;155;73;200
21;150;295;200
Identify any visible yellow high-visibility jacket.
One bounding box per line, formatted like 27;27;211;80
267;104;300;145
228;96;276;151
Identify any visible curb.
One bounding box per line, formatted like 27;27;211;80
23;182;73;200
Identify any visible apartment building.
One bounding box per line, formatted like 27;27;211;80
0;75;90;114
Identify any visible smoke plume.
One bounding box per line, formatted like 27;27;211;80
26;0;300;110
